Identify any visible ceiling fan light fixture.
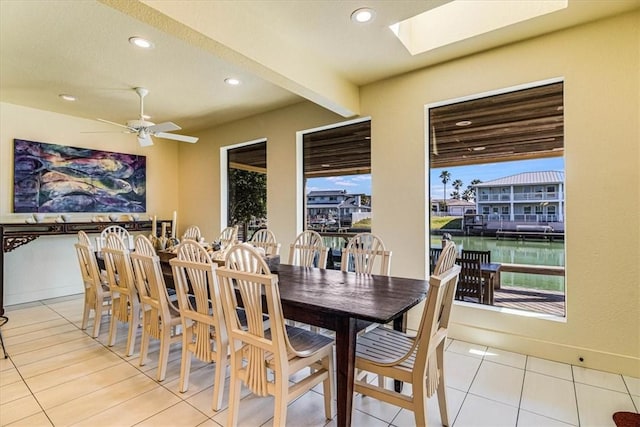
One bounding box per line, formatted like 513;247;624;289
128;36;154;49
59;94;76;101
225;77;241;86
351;8;375;23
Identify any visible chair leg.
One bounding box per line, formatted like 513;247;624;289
157;327;171;382
178;331;192;392
272;376;288;427
211;351;227;411
322;354;334;419
139;314;150;367
125;303;139;356
227;369;242;427
108;302;118;347
81;298;91;330
436;343;449;426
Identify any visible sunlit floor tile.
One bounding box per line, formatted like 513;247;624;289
325;409;388;427
517;409;575;426
286;390;334;426
573;365;628;393
623;375;640;396
0;365;21;387
469;360;524;407
483;347;527;369
0;393;43;425
33;361;141;409
391;386;466;427
23;351;124;393
526;357;572;381
135;401;209;427
10;335;99;367
447;339;488;359
444;351;482;392
211;392;275;427
16;344;113;379
520;371;578;425
353;391;401;423
5;329;87;357
4;410;53;426
454;393;519;426
0;378;32;405
71;385;181;427
44;372;159;426
575;382;636;426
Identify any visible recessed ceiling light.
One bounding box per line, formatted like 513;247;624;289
225;77;241;86
472;146;486;151
456;120;472;126
321;164;331;167
128;36;154;49
351;8;375;23
58;94;76;101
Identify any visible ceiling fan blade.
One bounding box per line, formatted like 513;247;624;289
138;134;154;147
148;121;181;133
96;118;136;132
154;132;199;143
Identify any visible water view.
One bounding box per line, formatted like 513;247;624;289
431;235;565;292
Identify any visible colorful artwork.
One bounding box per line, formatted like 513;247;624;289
13;139;146;213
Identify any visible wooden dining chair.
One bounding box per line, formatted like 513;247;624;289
77;229;93;248
455;258;485;303
288;230;328;268
181;225;202;241
169;240;229;411
96;225;133;251
249;228;281;256
461;249;491;264
74;236;111;338
341;232;392;275
218;225;239;248
434;241;458;275
102;233;140;356
429;247;443;274
130;235;182;381
216;244;334;426
354;261;462;427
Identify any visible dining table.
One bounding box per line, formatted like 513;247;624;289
99;250;431;427
272;264;429;427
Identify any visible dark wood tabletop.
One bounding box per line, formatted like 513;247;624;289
273;264;430;427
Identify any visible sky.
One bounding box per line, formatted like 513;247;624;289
306;157;564;198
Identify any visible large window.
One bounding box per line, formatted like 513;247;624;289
428;80;566;317
301;119;371;268
226;140;266;241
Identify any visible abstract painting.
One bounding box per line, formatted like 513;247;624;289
13;139;146;213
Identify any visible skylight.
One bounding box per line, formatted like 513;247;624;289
390;0;568;55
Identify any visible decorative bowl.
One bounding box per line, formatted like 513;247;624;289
33;213;45;223
109;214;119;222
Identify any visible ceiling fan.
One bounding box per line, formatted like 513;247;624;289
96;87;198;147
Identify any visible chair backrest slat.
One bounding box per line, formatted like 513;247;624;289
288;230;328;268
341;232;391;275
249;229;281;256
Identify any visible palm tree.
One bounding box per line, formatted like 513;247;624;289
463;179;482;202
439;170;451;212
452;179;463;199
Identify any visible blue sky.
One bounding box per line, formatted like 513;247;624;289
307;157;564;198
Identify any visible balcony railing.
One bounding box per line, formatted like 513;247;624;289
478;192;561;202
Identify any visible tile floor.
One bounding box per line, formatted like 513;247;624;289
1;294;638;426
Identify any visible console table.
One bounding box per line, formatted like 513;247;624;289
0;220;169;315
